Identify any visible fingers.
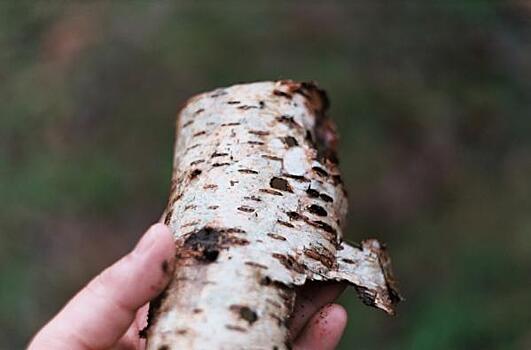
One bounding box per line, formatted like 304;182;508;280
293;304;347;350
289;282;346;338
29;224;176;350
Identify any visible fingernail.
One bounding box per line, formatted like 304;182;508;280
134;225;160;255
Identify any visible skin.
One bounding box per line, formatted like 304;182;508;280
28;224;347;350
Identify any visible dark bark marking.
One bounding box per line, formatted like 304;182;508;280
194;108;205;115
249;130;270;136
225;325;247;332
190;159;205;166
238;105;259;110
193;130;206;137
267;233;287;241
189;169;202;180
286;211;303;221
283;174;309;182
212;162;230;167
303;248;334;268
244;195;262;202
221;122;241;127
245;261;268;269
270;177;293;192
230;305;259;325
319;193;334;202
211;152;229;158
182;120;193;128
227;100;241;104
306;188;320;198
262;155;282;161
248;140;265;145
203;184;218;190
260;188;283;196
312;166;329;177
281;136;299;147
277;220;294;228
272;253;306;273
237;206;255;213
238;169;259;174
307;204;328;217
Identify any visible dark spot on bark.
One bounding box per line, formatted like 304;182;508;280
276;115;299;127
244;195;262;202
184;204;197;210
272;253;306;273
212;162;230;167
238;169;259;174
260;276;272;286
194;108;205;114
230;180;239;186
277;220;294;228
249;130;270;136
267;233;287;241
238;105;259;110
259;100;265;108
225;325;247;332
227;100;240;104
237;206;255;213
230;305;259;325
182;227;222;263
307;204;328;217
342;258;355;264
212;152;229;158
260;188;283;196
303;248;334;268
312;166;329;177
158;346;169;350
186;143;200;151
190;159;205;166
219;227;247;234
283;174;309;182
189;169;202;180
273;89;292;99
221;122;241;126
210;89;227;97
193;130;206;137
320;193;333;202
182;120;193;128
270;177;292;192
286;211;302;220
245;261;268;269
248;140;265;145
306;188;320;198
282;136;299;147
208;205;219;210
307;220;337;235
262;154;282;161
193;308;203;314
203;184;218;190
176;329;188;335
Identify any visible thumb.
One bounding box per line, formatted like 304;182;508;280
29;223;176;350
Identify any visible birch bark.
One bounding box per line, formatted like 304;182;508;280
145;81;400;350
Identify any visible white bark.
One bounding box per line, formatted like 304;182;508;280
145;81;400;350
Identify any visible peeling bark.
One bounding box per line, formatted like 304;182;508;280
146;80;401;349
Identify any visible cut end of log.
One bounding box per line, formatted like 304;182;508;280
146;80;401;349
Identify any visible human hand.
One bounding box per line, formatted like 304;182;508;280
28;224;347;350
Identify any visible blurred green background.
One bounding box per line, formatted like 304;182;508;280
1;1;531;349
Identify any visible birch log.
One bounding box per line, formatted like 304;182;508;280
145;80;401;350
